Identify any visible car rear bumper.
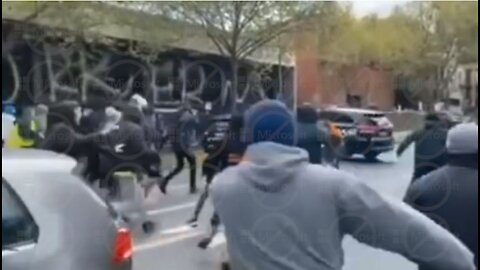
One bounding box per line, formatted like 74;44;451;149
344;136;394;154
111;258;133;270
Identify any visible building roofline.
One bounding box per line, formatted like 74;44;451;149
2;1;294;66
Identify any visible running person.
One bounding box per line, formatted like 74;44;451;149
160;105;198;194
188;115;245;225
192;114;247;249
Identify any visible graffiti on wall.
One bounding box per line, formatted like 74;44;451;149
2;22;294;112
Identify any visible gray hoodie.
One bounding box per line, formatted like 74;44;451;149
211;142;475;270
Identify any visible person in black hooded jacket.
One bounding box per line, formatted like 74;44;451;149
404;123;478;269
192;113;247;249
397;113;449;181
189;114;246;225
97;105;161;184
160;105;198;194
41;101;100;160
95;104;158;234
296;105;327;164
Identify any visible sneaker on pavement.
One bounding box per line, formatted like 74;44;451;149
197;237;212;250
186;217;198;228
159;181;168;194
142;221;156;235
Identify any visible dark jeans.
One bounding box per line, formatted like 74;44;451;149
192;174;214;220
98;153;161;191
163;149;197;192
192;173;221;244
323;144;340;168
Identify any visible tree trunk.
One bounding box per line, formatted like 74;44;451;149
278;52;283;99
230;58;239;113
33;54;43;103
79;49;88;103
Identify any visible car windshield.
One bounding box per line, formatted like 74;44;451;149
2;1;478;270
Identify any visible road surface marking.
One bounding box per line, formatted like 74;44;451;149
160;225;195;235
147;201;197;216
134;230;204;252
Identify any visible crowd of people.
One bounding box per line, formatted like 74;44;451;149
2;96;478;270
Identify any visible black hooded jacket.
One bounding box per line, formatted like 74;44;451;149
41;103;99;160
405;156;478;269
171;109;198;152
397;115;449;180
296;106;326;164
97;105;159;178
202;114;247;177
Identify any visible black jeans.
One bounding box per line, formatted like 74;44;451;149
163;149;197;192
98;152;161;192
192;174;214;220
193;172;221;242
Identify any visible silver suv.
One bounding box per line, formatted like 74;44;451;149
2;149;132;270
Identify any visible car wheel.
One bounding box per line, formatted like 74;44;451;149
364;152;379;161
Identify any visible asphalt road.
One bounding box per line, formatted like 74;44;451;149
132;146;416;270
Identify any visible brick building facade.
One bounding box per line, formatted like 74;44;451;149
295;36;395;110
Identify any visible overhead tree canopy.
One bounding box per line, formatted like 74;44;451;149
312;1;478;105
126;1;336;109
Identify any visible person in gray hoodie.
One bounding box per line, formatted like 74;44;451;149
210;100;475;270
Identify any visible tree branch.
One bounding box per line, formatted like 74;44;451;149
237;25;292;59
231;2;243;53
238;2;263;32
236;15;298;58
206;31;227;56
187;3;234;54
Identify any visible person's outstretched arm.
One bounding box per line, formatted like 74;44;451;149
396;130;419;157
336;174;475;270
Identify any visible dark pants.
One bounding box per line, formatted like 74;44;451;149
193;172;221;246
99;153;161;191
192;174;214;220
323;143;340;168
163;149;197;192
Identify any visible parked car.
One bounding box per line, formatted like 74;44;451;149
318;108;395;161
2;149;133;270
